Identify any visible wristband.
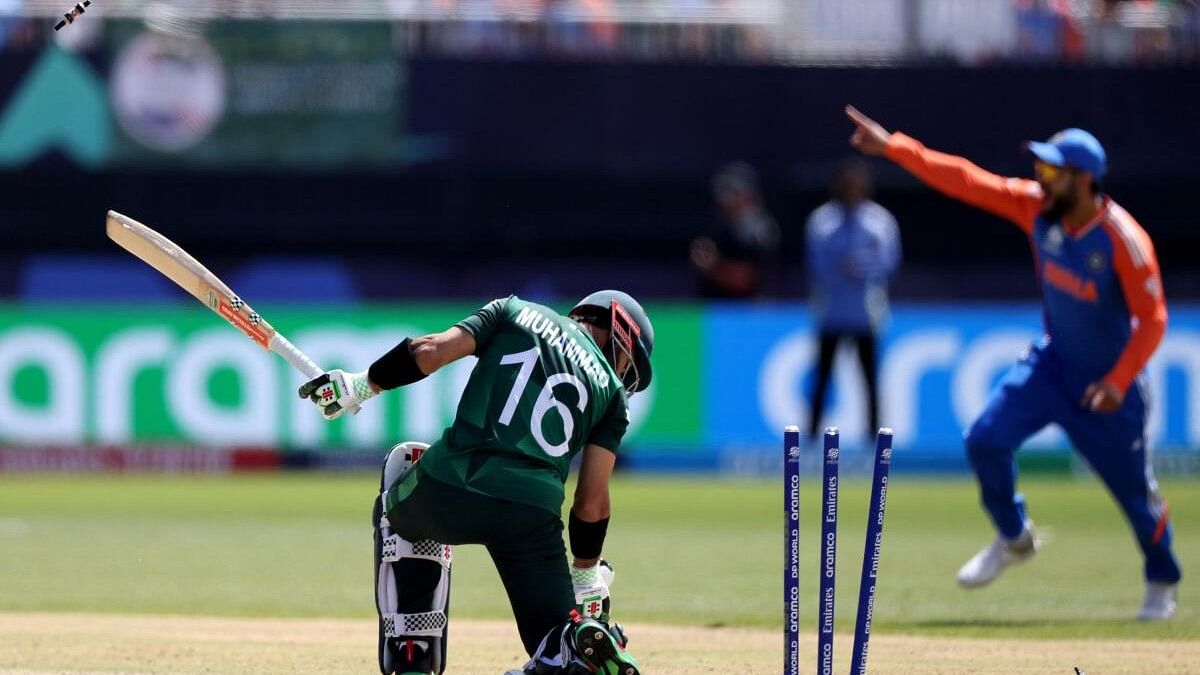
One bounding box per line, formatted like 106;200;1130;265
569;509;610;560
368;338;428;390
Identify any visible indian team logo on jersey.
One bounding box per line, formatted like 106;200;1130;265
1042;226;1064;256
1087;251;1107;273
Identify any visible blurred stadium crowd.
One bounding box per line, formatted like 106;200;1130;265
0;0;1196;305
2;0;1199;63
392;0;1200;64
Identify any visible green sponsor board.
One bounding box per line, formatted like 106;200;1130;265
632;302;702;448
0;303;700;451
104;20;404;167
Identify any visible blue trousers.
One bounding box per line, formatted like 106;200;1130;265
964;342;1181;583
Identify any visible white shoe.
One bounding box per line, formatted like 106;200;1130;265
1137;581;1178;620
957;520;1038;588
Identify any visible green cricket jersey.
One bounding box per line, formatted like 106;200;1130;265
416;296;630;514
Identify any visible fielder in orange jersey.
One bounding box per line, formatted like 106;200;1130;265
846;105;1180;620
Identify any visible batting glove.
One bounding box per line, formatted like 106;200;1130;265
571;559;613;623
297;369;375;420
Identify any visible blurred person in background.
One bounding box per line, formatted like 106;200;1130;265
846;105;1181;620
299;292;652;675
805;158;900;442
1014;0;1085;62
689;161;781;298
1100;0;1178;62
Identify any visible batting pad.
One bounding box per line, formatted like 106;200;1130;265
377;534;453;637
375;441;451;675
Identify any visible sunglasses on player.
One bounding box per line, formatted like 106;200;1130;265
1033;161;1073;183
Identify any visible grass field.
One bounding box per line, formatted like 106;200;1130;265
0;472;1197;673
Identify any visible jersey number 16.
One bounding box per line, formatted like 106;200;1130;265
498;347;588;457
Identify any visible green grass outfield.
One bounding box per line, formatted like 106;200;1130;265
0;473;1195;641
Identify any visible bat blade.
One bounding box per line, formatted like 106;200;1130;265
105;210;324;381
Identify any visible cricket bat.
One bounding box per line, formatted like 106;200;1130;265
105;209;335;391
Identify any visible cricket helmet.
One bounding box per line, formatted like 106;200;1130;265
570;290;654;394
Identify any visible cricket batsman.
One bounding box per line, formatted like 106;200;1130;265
846;106;1180;620
298;291;651;674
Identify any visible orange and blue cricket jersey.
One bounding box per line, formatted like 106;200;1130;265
885;132;1180;583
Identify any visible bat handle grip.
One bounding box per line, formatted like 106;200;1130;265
269;333;323;379
269;333;363;416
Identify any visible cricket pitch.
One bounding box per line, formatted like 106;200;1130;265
1;612;1197;674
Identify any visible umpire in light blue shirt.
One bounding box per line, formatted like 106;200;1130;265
806;158;901;441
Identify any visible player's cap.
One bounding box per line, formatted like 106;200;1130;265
1025;128;1107;179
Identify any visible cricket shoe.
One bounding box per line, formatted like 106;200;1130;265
568;613;640;675
1137;581;1178;620
957;519;1038;588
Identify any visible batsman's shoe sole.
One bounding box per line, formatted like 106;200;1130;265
575;625;640;675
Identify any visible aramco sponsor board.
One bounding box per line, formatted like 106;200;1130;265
0;303;1197;471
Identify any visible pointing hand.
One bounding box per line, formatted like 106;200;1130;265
846;105;892;156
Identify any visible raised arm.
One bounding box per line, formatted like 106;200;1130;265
406;327;477;376
298;297;514;420
846;105;1042;235
296;327;477;420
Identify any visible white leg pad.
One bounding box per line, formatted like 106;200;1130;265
376;530;452;638
376;440;451;673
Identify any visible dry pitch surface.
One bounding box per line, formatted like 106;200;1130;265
0;612;1196;674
